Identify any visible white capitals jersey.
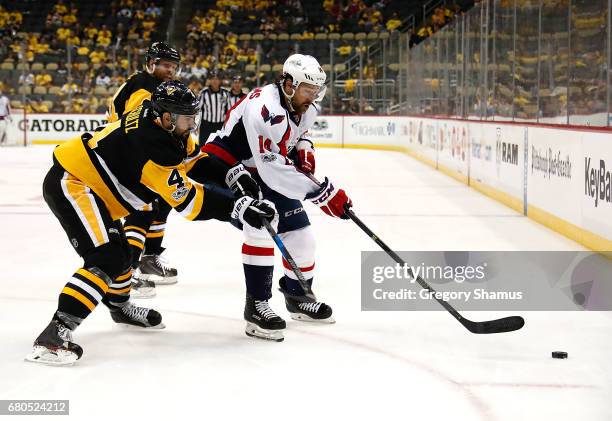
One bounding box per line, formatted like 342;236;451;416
202;83;320;200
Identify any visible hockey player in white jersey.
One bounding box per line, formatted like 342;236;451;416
202;54;353;341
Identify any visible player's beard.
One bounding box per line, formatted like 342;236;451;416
294;101;311;115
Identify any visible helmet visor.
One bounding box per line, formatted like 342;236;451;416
298;83;327;102
174;113;200;133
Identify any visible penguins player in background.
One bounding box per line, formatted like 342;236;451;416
108;42;184;298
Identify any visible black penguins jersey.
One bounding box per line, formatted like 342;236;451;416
54;101;210;221
107;71;159;123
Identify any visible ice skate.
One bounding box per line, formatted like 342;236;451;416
130;277;156;299
244;294;285;342
133;254;178;285
279;278;335;323
109;301;165;329
25;320;83;366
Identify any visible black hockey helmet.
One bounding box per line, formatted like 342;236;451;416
151;80;201;116
146;41;181;65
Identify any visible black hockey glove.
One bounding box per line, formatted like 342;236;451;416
231;196;276;229
225;163;262;199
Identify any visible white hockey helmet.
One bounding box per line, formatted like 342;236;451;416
282;54;327;102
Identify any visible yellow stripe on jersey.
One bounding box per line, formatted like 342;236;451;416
76;268;109;293
128;238;145;249
124;89;152;117
108;286;131;294
186;134;198;156
186;183;204;220
124;225;147;235
64;174;106;246
145;231;165;238
107;81;127;123
62;286;96;311
87;119;122;149
115;270;133;282
54;129;130;220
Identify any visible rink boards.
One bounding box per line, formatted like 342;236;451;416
13;111;612;252
309;115;612;253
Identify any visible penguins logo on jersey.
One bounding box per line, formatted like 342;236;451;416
165;85;178;96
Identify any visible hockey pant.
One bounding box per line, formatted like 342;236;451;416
42;160;134;329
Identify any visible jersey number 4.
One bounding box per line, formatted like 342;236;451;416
168;169;186;189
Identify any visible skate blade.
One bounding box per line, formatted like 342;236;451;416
152;276;178;285
135;273;178;285
245;322;284;342
289;313;336;324
24;346;79;366
130;290;156;299
116;322;166;330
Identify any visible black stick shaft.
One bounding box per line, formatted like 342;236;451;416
344;206;469;325
303;172;524;333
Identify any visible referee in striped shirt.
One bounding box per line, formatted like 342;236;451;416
227;75;246;109
198;70;229;145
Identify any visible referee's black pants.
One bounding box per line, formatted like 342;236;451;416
199;121;224;146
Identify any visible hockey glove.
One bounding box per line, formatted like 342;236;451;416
306;177;352;219
232;196;277;229
226;163;262;199
296;139;315;174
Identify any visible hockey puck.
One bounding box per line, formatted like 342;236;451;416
552;351;568;359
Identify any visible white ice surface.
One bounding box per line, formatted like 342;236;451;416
0;145;610;421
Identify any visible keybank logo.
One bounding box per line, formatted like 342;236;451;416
584;157;612;207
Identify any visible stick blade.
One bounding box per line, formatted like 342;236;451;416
463;316;525;334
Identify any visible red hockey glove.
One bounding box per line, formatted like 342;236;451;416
306;177;352;219
296;139;315;174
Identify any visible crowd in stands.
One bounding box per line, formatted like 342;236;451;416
0;0;478;115
0;0;166;112
410;4;465;47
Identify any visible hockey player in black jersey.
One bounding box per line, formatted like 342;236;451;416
108;42;184;298
26;81;276;365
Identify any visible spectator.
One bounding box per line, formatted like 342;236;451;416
19;71;34;87
386;12;401;31
95;72;111;87
35;71;53;87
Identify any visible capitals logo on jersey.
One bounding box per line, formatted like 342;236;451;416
261;105;285;126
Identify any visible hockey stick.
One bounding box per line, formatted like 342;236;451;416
260;218;313;298
304;173;524;334
343;205;524;334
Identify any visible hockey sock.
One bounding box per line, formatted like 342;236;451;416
124;224;146;267
57;268;110;328
244;264;274;300
104;268;132;307
144;220;166;255
281;275;313;296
